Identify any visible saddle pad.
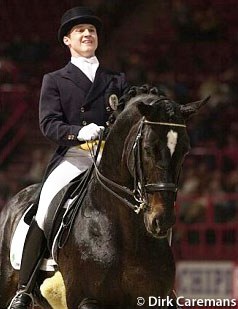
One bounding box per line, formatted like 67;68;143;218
10;205;57;272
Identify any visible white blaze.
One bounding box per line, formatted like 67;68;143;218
167;130;178;156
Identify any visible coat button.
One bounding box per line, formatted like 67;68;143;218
81;107;85;112
67;134;75;140
82;120;87;126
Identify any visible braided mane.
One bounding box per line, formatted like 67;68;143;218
108;85;163;124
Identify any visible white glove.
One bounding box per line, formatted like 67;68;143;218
77;123;104;141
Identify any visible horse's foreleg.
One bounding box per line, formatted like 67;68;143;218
78;298;101;309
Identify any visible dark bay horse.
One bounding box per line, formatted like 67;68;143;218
0;86;208;309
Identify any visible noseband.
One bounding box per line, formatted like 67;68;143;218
93;118;186;214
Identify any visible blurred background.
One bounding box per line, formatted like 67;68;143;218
1;0;238;305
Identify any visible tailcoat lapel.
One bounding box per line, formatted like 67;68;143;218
61;63;114;106
61;62;92;92
85;66;114;105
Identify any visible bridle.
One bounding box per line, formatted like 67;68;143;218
92;117;186;214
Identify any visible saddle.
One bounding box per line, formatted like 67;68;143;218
11;136;103;271
10;166;94;272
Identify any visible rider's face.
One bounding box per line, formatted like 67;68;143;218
63;24;98;58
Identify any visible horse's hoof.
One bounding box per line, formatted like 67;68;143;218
78;298;100;309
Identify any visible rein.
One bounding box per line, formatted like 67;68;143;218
92;118;186;214
144;120;186;128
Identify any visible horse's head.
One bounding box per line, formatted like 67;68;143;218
120;87;209;238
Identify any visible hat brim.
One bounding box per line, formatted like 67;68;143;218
58;15;102;44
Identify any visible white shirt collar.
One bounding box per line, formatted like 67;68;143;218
71;56;99;65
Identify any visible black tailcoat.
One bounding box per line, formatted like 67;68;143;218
39;62;128;176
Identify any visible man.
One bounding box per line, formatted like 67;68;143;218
8;7;127;309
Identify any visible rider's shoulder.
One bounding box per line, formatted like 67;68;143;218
43;62;73;79
101;67;125;78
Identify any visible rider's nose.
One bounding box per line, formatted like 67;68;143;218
83;29;91;36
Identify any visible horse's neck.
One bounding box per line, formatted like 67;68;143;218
89;180;151;251
99;119;134;185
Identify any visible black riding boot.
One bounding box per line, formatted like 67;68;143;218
8;219;46;309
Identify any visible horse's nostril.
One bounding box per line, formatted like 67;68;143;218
152;217;160;232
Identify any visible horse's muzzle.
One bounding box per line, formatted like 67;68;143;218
144;210;175;239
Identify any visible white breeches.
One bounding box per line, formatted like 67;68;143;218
35;146;99;230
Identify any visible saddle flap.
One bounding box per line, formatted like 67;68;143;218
44;167;93;260
10;204;57;272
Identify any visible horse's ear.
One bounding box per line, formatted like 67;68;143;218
180;96;210;119
137;101;154;118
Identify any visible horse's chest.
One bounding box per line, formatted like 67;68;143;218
119;248;175;300
74;210;117;266
122;264;169;289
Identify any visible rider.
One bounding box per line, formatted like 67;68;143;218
8;7;128;309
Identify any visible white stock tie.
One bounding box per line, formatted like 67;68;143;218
71;56;99;82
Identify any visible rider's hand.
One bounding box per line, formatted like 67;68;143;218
77;123;104;141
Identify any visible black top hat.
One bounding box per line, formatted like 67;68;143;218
58;7;102;44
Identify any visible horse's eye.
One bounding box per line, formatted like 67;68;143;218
144;146;153;156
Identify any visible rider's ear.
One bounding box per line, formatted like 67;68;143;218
180;96;210;119
63;36;70;46
137;101;154;118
